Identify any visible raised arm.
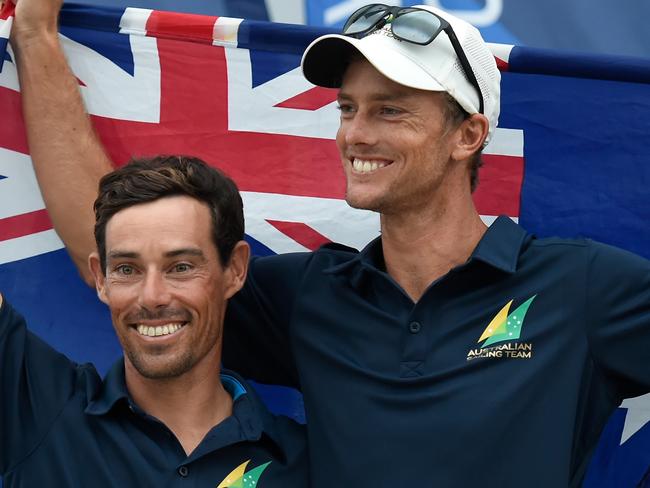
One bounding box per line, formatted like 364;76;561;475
0;292;81;476
11;0;114;285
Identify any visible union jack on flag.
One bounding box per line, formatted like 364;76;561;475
0;4;649;487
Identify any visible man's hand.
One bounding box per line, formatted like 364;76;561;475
11;0;64;43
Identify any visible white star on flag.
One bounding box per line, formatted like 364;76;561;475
619;393;650;445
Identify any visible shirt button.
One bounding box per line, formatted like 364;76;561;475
178;466;189;477
409;321;422;334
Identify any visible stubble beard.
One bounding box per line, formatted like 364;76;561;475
344;174;389;214
345;181;397;215
124;343;197;380
118;306;201;380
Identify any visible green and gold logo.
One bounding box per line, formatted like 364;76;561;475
217;460;271;488
466;295;536;361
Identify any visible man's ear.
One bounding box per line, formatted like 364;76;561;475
451;113;489;162
88;252;108;304
223;241;250;300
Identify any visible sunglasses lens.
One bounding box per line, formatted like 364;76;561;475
392;10;442;44
343;5;389;35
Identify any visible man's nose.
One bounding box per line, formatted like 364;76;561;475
138;271;171;309
341;112;378;147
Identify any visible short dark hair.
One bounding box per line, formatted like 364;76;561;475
94;155;244;273
442;93;483;193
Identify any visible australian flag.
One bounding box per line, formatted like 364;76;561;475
0;3;649;486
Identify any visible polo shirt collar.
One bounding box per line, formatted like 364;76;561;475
469;216;528;273
84;359;129;415
325;215;528;282
84;360;288;453
219;369;290;451
322;236;384;289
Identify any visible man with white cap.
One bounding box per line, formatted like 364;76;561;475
10;1;650;487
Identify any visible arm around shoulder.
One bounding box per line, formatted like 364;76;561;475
223;253;314;388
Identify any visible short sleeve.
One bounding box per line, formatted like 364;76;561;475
586;243;650;400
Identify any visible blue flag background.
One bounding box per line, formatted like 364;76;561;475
0;4;648;486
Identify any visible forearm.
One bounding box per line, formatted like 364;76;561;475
12;21;113;285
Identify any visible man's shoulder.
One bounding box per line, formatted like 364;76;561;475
250;242;361;273
528;234;649;265
521;234;650;288
317;241;360;254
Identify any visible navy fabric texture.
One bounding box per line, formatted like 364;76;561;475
0;301;308;487
224;216;650;487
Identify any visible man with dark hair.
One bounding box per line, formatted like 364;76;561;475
93;156;245;269
0;155;308;486
9;1;650;487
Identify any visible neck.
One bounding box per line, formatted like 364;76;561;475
124;353;232;456
380;188;486;302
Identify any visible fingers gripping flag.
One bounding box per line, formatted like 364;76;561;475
0;5;649;487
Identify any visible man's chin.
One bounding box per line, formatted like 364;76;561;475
345;193;381;213
125;351;195;380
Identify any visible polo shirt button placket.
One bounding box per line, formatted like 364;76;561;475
178;465;189;478
408;321;422;334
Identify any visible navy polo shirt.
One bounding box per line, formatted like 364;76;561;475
224;216;650;487
0;301;308;487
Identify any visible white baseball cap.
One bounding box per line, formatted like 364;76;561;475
301;4;501;143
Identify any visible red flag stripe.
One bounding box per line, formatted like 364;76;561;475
0;209;53;243
145;11;219;44
0;88;28;154
267;220;331;251
274;86;338;111
472;154;523;217
0;1;15;21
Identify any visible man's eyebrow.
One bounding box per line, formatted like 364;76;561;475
337;90;413;103
107;250;139;261
164;248;206;259
106;249;206;260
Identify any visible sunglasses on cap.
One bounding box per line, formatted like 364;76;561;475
342;3;484;114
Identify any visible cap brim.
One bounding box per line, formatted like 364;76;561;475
301;33;446;92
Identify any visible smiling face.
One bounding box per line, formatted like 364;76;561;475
336;59;462;215
89;195;247;381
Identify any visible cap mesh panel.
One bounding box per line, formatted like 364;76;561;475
462;34;497;105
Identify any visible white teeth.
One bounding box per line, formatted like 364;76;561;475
351;158;387;174
136;323;184;337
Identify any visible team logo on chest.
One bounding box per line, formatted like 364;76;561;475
466;295;537;361
217;460;271;487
